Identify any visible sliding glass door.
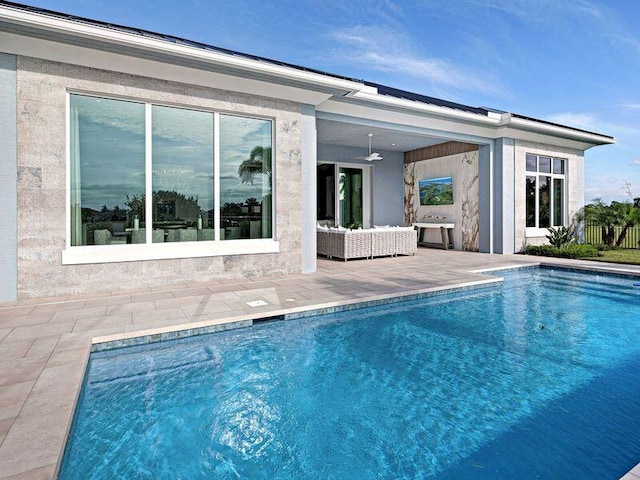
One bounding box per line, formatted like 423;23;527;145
339;167;364;229
317;163;371;228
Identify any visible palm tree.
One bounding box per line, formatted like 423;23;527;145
580;198;617;245
238;146;272;185
611;201;640;247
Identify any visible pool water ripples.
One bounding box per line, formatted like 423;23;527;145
60;267;640;479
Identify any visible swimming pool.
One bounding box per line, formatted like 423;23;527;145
59;267;640;479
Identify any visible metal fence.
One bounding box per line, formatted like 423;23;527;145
583;222;640;249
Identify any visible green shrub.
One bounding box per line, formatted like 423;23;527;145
525;245;559;257
560;243;599;258
593;243;618;252
524;243;599;259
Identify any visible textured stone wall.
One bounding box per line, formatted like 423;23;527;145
403;150;479;251
16;57;303;298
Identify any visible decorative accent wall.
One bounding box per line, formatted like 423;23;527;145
404;143;479;251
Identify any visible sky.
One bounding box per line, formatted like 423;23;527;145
24;0;640;204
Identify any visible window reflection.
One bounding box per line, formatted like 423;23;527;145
219;115;272;240
553;178;563;226
538;176;550;227
70;95;145;246
70;96;274;247
539;156;552;173
152;106;214;242
525;154;565;229
526;176;536;227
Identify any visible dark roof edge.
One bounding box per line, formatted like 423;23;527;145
363;81;489;116
511;113;615;140
0;0;364;84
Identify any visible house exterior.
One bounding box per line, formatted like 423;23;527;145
0;2;614;301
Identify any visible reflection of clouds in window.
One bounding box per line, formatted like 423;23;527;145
73;95;145;211
72;95;144;135
152;105;214;212
71;95;274;245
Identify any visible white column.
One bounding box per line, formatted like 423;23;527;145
0;54;17;301
301;104;317;273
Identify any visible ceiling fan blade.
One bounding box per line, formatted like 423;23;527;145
365;153;383;161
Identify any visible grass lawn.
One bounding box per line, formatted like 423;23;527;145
586;249;640;265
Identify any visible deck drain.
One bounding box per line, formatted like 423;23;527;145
246;300;269;307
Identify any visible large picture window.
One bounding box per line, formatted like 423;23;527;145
69;94;273;250
525;154;565;229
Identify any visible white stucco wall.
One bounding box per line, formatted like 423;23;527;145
0;53;17;302
513;140;584;251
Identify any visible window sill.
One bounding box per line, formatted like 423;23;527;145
61;239;280;265
525;227;557;238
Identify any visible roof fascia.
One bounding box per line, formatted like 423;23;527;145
330;95;614;148
0;4;367;97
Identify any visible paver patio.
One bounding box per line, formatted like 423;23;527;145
2;249;640;479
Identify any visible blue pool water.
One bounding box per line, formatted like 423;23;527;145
60;267;640;479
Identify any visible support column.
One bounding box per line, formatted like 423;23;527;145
493;138;516;254
0;54;17;301
478;143;494;253
300;104;317;273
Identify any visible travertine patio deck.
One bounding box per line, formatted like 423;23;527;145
2;249;640;479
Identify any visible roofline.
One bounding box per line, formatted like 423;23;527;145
0;1;616;146
511;113;614;140
0;0;363;84
0;1;369;94
501;114;615;145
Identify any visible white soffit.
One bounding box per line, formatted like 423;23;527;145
318;99;499;143
0;31;335;105
319;99;614;150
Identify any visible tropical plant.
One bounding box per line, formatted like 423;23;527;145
238;146;272;185
578;198;640;247
610;201;640;247
546;225;575;247
579;198;618;246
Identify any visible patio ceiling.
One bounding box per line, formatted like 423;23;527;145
317;118;448;153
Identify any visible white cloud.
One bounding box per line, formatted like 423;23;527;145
620;103;640;110
329;26;503;97
466;0;604;23
631;158;640;166
584;176;630;203
545;111;639;139
546;112;599;132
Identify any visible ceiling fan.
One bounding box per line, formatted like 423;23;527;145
355;133;383;161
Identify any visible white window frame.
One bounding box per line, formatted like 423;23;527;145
525;154;567;237
62;91;278;265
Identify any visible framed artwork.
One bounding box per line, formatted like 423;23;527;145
419;176;453;205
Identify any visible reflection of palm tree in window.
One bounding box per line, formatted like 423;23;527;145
238;146;272;184
236;146;272;239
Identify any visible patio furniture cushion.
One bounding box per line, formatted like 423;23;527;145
317;226;417;260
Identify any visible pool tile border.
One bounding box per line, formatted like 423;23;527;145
90;277;506;352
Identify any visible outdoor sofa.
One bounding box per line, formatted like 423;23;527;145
317;225;417;261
